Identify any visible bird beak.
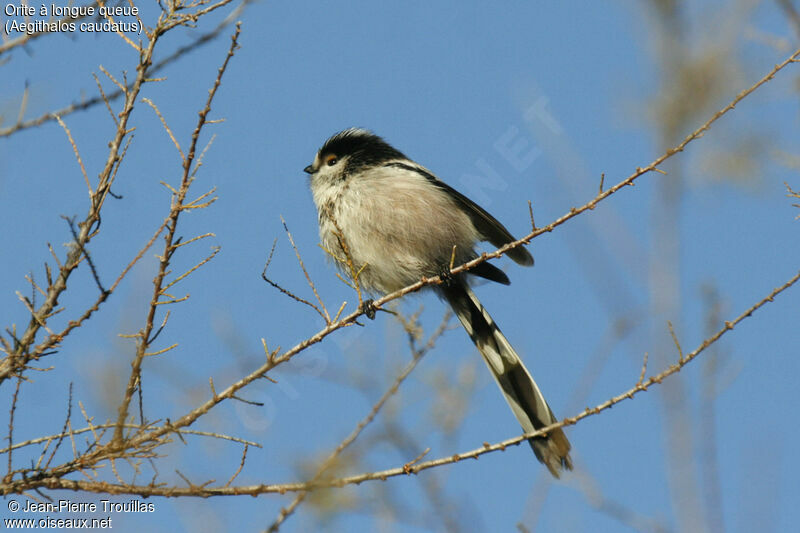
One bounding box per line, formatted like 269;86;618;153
303;165;314;174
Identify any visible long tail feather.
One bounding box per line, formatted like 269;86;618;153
441;281;572;477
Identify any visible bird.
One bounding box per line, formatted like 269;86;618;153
303;128;572;477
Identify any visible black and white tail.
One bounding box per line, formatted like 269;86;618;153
441;280;572;477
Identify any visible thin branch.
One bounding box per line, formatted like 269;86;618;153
0;1;250;138
266;310;452;532
4;378;23;481
54;116;92;198
111;22;241;446
0;2;99;57
262;239;329;322
43;384;73;471
224;445;249;487
7;266;795;497
0;9;169;384
283;217;330;321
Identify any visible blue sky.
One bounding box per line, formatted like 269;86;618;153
1;1;799;532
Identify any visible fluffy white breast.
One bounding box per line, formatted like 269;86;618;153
311;163;481;293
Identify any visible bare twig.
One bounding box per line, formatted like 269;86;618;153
6;266;796;497
0;1;250;138
262;238;329;322
0;2;99;57
266;310;452;532
0;8;171;383
4;378;23;482
111;21;241;446
224;445;249;487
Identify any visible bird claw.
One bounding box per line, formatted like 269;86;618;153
438;265;454;287
360;299;376;320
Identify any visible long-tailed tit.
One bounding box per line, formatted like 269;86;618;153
303;128;572;477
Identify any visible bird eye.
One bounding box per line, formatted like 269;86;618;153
325;155;338;166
